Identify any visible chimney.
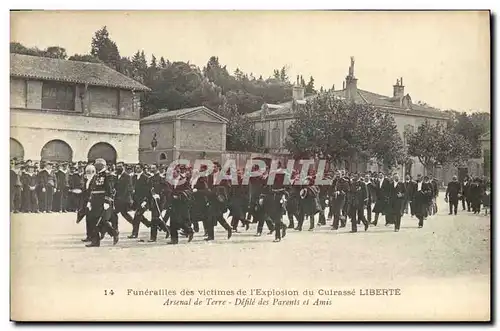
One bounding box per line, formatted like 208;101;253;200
292;74;305;101
393;77;405;98
344;56;358;102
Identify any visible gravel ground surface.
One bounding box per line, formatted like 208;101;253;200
10;198;490;321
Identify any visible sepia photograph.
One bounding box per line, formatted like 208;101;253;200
9;10;491;321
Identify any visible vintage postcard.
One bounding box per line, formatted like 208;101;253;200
9;10;491;321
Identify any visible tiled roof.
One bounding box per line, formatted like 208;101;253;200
246;94;316;119
141;106;228;123
10;53;150;91
247;88;449;120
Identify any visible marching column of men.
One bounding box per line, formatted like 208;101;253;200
10;157;491;247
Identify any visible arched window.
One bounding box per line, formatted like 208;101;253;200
40;140;73;162
88;142;117;164
159;152;167;162
10;138;24;160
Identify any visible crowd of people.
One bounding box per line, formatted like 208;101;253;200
9;157;491;247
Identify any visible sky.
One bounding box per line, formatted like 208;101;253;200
10;10;490;113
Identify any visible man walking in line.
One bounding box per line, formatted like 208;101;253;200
445;175;461;215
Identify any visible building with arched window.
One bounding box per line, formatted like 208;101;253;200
246;57;451;179
10;54;150;163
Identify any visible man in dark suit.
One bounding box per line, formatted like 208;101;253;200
205;164;233;241
148;164;170;242
372;172;392;226
364;173;376;224
388;173;406;232
430;175;439;215
445;175;461;215
128;164;152;239
412;174;433;228
10;160;23;213
84;159;119;247
461;176;471;212
167;166;194;244
403;174;416;216
347;173;369;233
54;163;70;212
37;161;56;213
469;177;483;214
112;161;134;231
22;164;39;213
68;165;83;212
330;171;350;230
191;165;211;234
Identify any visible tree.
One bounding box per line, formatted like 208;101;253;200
131;50;148;83
44;46;67;59
305;76;316;94
159;56;167;68
142;61;222;115
218;100;258;152
273;69;280;80
68;54;102;63
279;66;289;83
90;26;121;70
445;110;490;158
10;42;67;59
150;54;157;68
407;120;473;175
285;92;404;170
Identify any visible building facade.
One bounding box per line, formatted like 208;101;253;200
246;57;451;179
139;106;228;165
10;53;149;164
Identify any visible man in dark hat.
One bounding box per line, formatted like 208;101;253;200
346;172;369;233
190;164;210;234
147;163;170;242
129;163;152;239
330;170;349;230
204;164;233;241
112;161;135;231
445;175;461;215
67;165;82;212
10;161;23;213
469;177;483;214
372;172;391;226
38;161;57;213
412;174;432;228
85;158;119;247
21;164;39;213
387;173;405;232
167;167;194;244
54;163;69;212
261;166;288;242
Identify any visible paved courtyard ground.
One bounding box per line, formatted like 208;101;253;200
10;198;490;321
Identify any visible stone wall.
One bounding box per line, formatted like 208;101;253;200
10;109;139;163
179;120;224;150
11;77;140;120
139;122;175;150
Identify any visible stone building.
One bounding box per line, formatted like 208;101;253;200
139;106;228;165
10;54;150;164
246;57;451;178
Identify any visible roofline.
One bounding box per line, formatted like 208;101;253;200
141;106;228;124
247;104;450;122
10;73;151;92
176;106;228;123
